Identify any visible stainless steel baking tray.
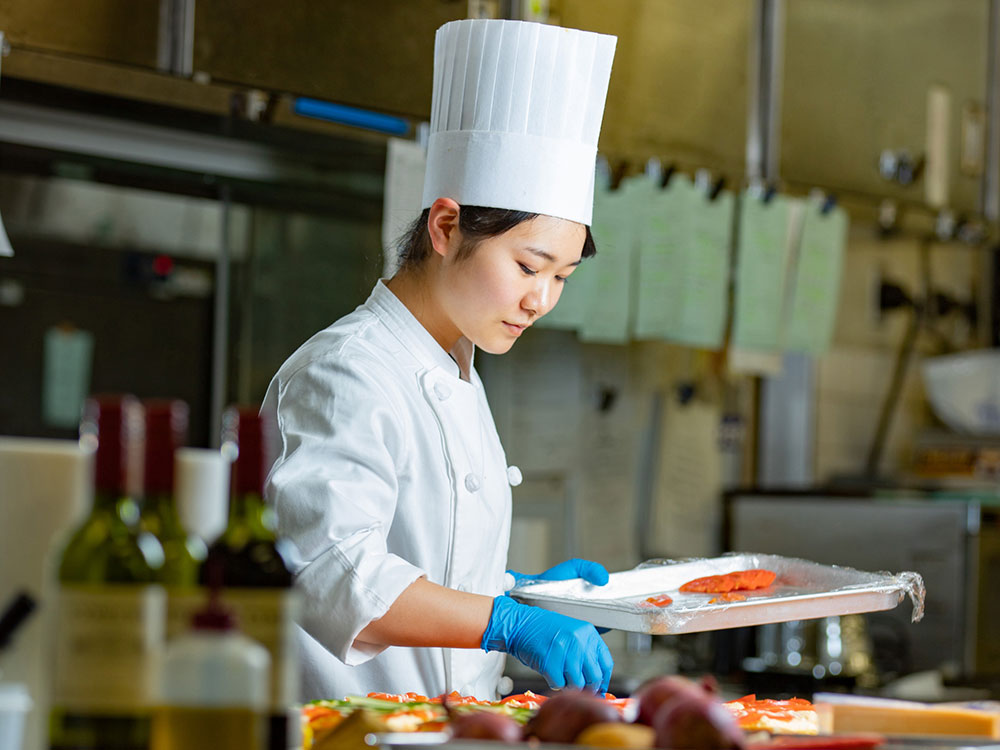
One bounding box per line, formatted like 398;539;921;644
510;553;925;635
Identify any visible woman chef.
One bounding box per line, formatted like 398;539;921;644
262;18;618;702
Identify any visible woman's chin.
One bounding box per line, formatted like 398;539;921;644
475;337;517;356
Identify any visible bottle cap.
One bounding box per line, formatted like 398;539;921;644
82;394;142;494
142;399;189;494
222;406;276;496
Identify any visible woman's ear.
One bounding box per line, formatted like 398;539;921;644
427;198;461;259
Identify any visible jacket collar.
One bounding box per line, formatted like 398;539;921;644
368;280;475;382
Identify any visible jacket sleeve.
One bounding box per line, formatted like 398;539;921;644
265;352;426;666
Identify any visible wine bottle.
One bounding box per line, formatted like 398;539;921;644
202;406;300;750
49;395;166;750
138;399;207;639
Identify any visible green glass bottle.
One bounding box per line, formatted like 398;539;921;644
202;406;299;750
49;395;166;750
138;399;207;639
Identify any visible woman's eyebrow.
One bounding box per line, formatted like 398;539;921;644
524;246;582;266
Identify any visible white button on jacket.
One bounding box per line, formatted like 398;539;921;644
262;281;512;702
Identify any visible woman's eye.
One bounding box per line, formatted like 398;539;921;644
518;263;536;276
555;275;567;283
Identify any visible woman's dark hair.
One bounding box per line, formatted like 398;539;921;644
394;205;597;273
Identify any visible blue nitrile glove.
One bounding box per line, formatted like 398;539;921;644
482;595;614;694
507;558;610;588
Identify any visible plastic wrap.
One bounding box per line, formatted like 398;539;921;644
510;553;925;635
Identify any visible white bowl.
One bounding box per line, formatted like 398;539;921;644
922;349;1000;436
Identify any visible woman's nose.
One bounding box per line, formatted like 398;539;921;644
523;281;550;317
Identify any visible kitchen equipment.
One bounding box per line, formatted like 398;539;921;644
509;553;924;636
749;614;876;682
727;493;1000;679
922;349;1000;436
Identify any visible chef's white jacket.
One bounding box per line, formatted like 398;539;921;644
262;280;514;701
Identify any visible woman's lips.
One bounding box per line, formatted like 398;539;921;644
503;321;527;336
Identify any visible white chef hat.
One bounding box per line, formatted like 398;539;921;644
421;19;617;227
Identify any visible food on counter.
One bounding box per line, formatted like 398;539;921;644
302;685;824;749
633;675;718;726
724;695;818;735
442;693;523;742
308;710;388;750
630;675;745;750
302;691;546;747
680;569;777;594
576;721;657;748
524;690;622;743
813;694;1000;737
446;708;523;740
654;691;747;750
644;594;674;607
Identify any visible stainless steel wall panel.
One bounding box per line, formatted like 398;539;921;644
0;0;160;68
558;0;750;177
781;0;988;212
192;1;465;119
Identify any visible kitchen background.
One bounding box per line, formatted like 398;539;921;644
1;0;999;741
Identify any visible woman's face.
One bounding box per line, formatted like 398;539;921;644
438;214;586;355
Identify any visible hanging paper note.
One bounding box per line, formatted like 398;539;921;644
535;232;591;331
381;137;426;277
784;200;848;354
42;326;95;429
536;259;589;330
633;174;694;340
578;180;636;344
536;171;612;332
675;187;733;349
731;193;795;352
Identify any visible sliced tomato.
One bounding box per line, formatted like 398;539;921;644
430;691;487;706
681;569;776;594
644;594;674;607
500;691;547;705
367;692;408;702
602;693;633;716
709;593;747;604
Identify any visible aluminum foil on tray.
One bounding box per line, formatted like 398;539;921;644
509;553;925;635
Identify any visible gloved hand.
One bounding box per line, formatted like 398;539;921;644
481;595;613;693
507;558;610;589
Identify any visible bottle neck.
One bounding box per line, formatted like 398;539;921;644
225;491;275;537
91;488;142;527
141;491;186;536
91;487;126;513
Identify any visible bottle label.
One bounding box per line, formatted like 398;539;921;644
223;588;302;709
52;584;166;711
